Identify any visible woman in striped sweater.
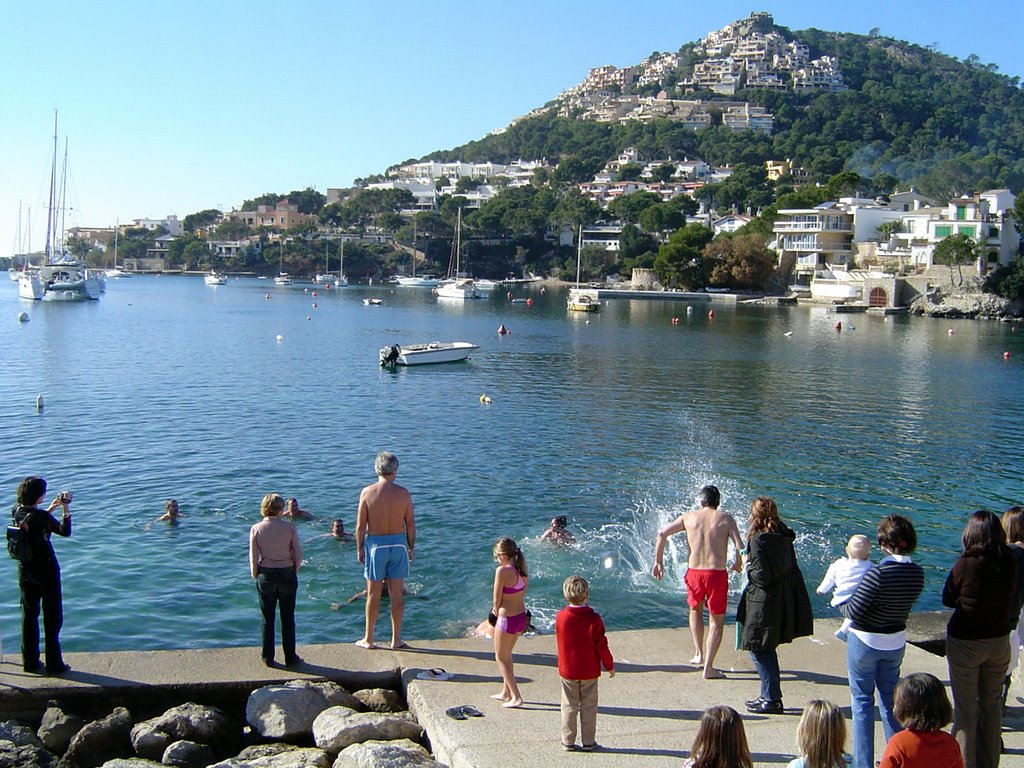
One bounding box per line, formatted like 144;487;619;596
842;514;925;768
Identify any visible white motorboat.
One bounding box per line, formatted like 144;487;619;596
567;225;600;313
436;209;482;300
363;297;383;305
474;279;500;291
396;275;439;287
379;341;479;366
204;271;227;285
274;273;292;285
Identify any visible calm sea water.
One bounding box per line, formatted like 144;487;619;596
1;276;1021;653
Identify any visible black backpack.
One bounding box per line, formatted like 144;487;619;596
7;508;33;562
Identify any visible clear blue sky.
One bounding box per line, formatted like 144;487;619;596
2;1;1021;253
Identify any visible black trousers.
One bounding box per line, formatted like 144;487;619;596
256;567;298;661
19;566;64;672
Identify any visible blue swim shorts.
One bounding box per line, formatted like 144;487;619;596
364;533;410;581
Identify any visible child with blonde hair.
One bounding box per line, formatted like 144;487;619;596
555;575;614;751
786;700;849;768
817;534;872;640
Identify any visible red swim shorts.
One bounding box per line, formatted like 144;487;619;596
683;568;728;615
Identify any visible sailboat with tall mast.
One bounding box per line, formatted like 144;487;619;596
396;220;438;286
105;220;131;277
19;112;101;301
567;224;600;312
435;208;481;299
315;238;347;286
274;241;292;285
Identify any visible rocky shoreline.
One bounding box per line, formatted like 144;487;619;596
908;278;1023;320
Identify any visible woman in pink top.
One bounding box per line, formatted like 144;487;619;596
490;536;528;708
249;493;303;667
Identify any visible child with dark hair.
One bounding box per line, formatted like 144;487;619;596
683;705;753;768
879;673;962;768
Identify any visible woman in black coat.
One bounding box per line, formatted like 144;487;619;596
737;496;813;714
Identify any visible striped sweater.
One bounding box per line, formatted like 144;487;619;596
843;558;925;635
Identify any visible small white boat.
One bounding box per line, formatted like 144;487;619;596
380;341;478;366
274;273;292;285
474;279;500;291
363;297;383;305
436;277;482;299
204;271;227;285
567;290;601;312
396;275;439;287
105;267;132;278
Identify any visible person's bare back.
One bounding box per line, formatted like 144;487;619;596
359;479;413;537
684;506;740;570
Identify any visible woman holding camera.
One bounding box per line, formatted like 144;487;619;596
11;476;72;674
249;493;303;666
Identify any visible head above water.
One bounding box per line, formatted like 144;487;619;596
375;451;399;477
17;476;46;507
563;575;589;605
846;534;871;561
551;516;568;529
698;485;721;509
332;519;346;535
165;499;179;516
261;493;285;518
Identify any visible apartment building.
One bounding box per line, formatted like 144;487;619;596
227;201;314;230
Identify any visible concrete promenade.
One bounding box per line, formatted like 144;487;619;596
1;618;1022;767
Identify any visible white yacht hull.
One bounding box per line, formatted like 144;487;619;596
380;341;478;366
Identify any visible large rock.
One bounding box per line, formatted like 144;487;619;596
130;702;238;760
246;681;362;740
332;739;444;768
208;745;331;768
63;708;134;768
351;689;405;713
162;739;216;768
96;761;163;768
38;702;85;754
0;719;40;747
0;740;55;768
312;708;422;754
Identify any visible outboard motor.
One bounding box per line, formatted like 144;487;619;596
381;344;401;367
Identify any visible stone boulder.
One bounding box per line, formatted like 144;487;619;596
162;739;216;768
351;689;405;713
208;745;331;768
0;720;41;747
312;708;422;754
38;702;85;754
0;740;55;768
130;702;238;760
246;681;362;740
63;707;134;768
333;739;444;768
96;760;163;768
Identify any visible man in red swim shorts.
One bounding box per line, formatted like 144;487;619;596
652;485;743;679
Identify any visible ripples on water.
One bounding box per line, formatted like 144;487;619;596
1;278;1021;651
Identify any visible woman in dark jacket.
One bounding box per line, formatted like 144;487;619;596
11;476;72;674
737;496;813;715
943;510;1018;768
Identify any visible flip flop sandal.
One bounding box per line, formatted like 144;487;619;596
460;705;484;717
416;668;453;681
445;706;467;720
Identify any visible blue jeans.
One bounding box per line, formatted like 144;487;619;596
750;649;782;701
847;633;904;768
256;567;298;662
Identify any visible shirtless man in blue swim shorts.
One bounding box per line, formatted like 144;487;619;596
356;451;416;650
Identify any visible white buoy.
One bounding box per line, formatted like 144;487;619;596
17;312;30;323
35;394;44;412
276;334;284;342
784;331;793;337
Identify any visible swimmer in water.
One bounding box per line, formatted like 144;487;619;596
540;516;576;546
156;499;182;523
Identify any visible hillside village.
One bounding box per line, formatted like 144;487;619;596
39;13;1024;309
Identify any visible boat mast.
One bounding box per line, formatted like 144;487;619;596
44;111;58;263
575;224;583;289
113;219;119;268
340;238;344;278
58;138;69;258
411;219;417;278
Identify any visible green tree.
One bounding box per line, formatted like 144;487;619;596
184;209;221;233
607;191;662;224
213;219;252;240
615;163;645;182
618;224;658;274
702;234;776;289
66;236;90;259
638;203;684;235
182;240;210;270
653;223;713;288
651;162;677;183
825;170;863;199
932;233;978;287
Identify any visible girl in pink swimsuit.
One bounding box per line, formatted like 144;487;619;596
491;536;528;708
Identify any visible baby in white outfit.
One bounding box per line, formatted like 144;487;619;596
816;534;873;640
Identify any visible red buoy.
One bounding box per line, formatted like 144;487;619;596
527;298;533;306
835;321;842;331
1004;351;1011;359
708;309;714;319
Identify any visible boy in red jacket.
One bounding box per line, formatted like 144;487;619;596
555;575;615;751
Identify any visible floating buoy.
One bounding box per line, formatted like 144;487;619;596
948;328;955;336
312;302;318;308
1004;351;1011;359
507;291;512;299
306;316;312;321
497;323;509;335
276;334;284;342
834;322;842;332
707;309;714;319
480;394;492;404
311;291;317;297
526;298;533;306
686;306;693;314
540;287;545;294
784;331;793;337
17;312;29;323
265;293;271;300
671;317;679;324
35;394;44;412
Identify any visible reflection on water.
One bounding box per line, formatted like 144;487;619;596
1;277;1021;651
